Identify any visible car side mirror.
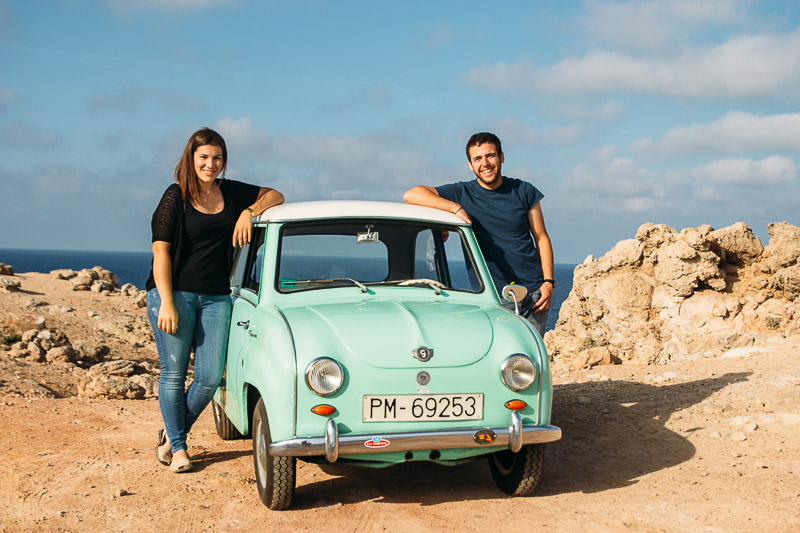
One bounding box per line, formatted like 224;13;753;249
502;285;528;315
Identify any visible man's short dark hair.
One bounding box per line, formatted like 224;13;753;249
466;132;502;160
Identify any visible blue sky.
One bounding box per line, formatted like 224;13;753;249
1;0;798;263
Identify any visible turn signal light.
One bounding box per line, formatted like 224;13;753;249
504;400;527;411
311;404;336;416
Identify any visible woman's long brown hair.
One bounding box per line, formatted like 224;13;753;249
174;128;228;206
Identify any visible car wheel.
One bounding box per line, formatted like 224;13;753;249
212;400;243;440
252;398;295;510
488;443;545;496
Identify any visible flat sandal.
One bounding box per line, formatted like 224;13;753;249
156;429;172;466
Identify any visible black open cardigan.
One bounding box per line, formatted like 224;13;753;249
145;180;259;292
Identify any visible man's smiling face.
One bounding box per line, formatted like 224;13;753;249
467;142;504;190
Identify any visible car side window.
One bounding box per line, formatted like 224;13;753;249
243;228;266;294
413;228;481;292
230;242;250;290
413;229;439;280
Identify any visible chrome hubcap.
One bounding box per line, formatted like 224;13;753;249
255;418;267;487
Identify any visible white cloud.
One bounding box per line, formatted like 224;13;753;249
582;0;753;52
0;86;19;107
634;111;800;155
105;0;238;14
33;165;91;196
0;122;61;148
464;29;800;98
692;156;796;184
487;118;583;146
427;26;455;48
208;117;443;199
212;116;271;152
551;99;626;120
89;88;203;113
559;146;665;212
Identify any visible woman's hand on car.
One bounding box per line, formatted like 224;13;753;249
233;210;253;247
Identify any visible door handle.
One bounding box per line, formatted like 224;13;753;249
237;320;250;329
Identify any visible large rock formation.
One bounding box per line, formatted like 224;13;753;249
545;222;800;367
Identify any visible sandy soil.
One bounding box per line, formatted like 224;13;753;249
1;272;798;532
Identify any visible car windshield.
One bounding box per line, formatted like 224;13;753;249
277;220;483;294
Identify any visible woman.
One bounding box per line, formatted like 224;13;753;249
146;127;284;473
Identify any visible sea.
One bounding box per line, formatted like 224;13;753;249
0;248;576;332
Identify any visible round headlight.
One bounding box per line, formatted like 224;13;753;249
305;358;344;396
500;355;536;392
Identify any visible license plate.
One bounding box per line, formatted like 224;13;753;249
362;394;483;422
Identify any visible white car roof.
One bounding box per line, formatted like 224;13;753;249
255;201;468;225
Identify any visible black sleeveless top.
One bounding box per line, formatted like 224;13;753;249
145;179;260;295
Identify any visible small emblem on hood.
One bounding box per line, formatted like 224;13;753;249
412;346;434;362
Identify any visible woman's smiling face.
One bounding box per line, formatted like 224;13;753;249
193;144;224;183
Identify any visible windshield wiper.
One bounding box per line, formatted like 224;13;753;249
396;278;445;295
296;277;367;293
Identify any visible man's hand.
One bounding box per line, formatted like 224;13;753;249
532;282;553;313
233;210;253;247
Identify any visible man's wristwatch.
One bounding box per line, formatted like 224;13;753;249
246;207;256;217
543;279;556;288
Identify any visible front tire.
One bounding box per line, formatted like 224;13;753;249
488;443;545;496
252;398;295;510
212;400;243;440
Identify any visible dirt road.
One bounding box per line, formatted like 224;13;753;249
2;347;798;532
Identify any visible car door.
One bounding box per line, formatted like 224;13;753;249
220;227;266;430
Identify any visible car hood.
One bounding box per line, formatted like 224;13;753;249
281;299;494;368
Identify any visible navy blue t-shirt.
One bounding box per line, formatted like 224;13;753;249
436;177;544;295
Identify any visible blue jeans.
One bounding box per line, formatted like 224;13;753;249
147;289;232;453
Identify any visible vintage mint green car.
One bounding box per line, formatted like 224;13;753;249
212;201;560;509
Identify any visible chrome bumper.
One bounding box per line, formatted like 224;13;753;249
270;412;561;463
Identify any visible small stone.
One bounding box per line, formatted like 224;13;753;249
708;431;721;438
731;431;747;441
743;421;758;432
577;396;591;405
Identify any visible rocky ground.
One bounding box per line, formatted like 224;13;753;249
1;271;798;532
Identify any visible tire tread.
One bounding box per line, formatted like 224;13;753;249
489;443;545;496
212;400;243;440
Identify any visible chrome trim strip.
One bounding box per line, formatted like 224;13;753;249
269;424;561;458
275;307;297;437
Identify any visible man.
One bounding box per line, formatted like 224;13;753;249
403;132;555;336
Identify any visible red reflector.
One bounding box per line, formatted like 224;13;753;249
311;405;336;416
505;400;527;411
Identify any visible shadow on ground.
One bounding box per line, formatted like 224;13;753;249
539;371;750;495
